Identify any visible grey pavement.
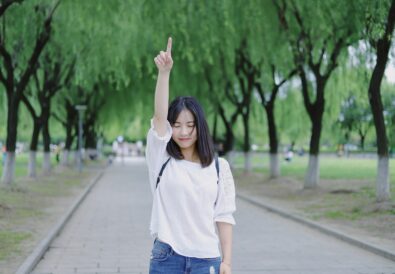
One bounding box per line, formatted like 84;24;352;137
31;157;395;274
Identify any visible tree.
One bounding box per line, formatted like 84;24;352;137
0;0;23;17
0;1;59;184
52;96;78;166
365;0;395;202
255;65;296;177
273;0;363;188
22;48;75;176
338;94;372;151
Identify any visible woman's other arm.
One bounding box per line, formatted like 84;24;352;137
217;222;233;273
153;37;173;137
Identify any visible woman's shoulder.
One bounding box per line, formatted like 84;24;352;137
217;157;231;172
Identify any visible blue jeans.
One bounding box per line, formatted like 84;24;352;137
149;238;222;274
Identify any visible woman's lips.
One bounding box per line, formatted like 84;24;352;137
179;138;191;141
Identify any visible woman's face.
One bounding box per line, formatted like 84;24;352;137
171;109;197;150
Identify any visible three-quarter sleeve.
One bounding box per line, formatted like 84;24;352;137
214;158;236;225
145;118;173;194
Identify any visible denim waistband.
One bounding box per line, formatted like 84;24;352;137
154;238;174;254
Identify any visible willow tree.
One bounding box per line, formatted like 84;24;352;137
246;4;297;177
273;0;364;188
0;1;59;184
365;0;395;202
45;0;149;154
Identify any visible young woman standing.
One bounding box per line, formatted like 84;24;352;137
146;37;236;274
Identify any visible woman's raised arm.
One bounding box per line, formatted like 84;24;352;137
153;37;173;137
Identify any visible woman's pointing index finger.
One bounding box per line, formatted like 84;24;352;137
166;37;172;54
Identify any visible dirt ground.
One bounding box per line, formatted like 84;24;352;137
234;170;395;253
0;165;102;274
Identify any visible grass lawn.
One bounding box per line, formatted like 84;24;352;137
233;153;395;247
0;152;58;178
233;153;395;183
234;153;395;217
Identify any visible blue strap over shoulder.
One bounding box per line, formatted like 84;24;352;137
155;155;219;189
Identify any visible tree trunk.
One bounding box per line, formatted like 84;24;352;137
225;150;236;169
266;104;278;154
2;96;19;184
305;154;320;188
42;119;51;173
62;128;74;166
28;121;41;178
244;151;252;173
73;149;79;165
1;152;15;185
266;103;280;178
42;152;51;174
242;112;251;173
65;131;74;150
61;149;70;166
367;0;395;202
360;134;365;151
84;125;97;150
305;121;322;188
223;130;235;156
377;156;390;201
218;105;237;156
304;82;324;188
28;151;37;178
269;153;280;178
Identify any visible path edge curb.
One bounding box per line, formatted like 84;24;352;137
15;169;105;274
237;192;395;262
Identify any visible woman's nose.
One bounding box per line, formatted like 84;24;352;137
180;126;190;135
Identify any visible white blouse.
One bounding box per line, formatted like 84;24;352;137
145;119;236;258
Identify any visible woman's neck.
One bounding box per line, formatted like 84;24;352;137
181;147;200;163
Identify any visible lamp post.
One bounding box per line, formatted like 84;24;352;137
75;105;87;172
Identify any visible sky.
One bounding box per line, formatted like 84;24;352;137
385;62;395;83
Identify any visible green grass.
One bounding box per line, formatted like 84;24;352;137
0;231;31;260
0;153;58;178
234;153;395;221
234;153;395;183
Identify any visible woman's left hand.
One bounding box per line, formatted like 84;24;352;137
219;262;231;274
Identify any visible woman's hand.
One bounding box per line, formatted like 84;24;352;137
220;262;231;274
154;37;173;73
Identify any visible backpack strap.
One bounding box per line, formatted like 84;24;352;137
155;156;220;189
215;155;219;184
156;157;171;189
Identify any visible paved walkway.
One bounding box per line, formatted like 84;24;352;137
32;157;395;274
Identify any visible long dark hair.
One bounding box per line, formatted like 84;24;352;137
167;96;215;167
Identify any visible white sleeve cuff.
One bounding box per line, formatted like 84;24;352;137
149;118;172;141
215;215;236;225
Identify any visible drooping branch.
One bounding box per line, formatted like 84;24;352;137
298;68;313;113
15;0;60;99
0;39;14;93
323;35;346;80
0;0;23;17
0;66;5;84
51;111;67;127
21;93;37;120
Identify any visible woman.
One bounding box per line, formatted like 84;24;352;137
146;37;236;274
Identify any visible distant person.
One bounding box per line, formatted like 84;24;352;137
284;145;294;162
145;37;236;274
54;144;61;163
285;149;293;162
